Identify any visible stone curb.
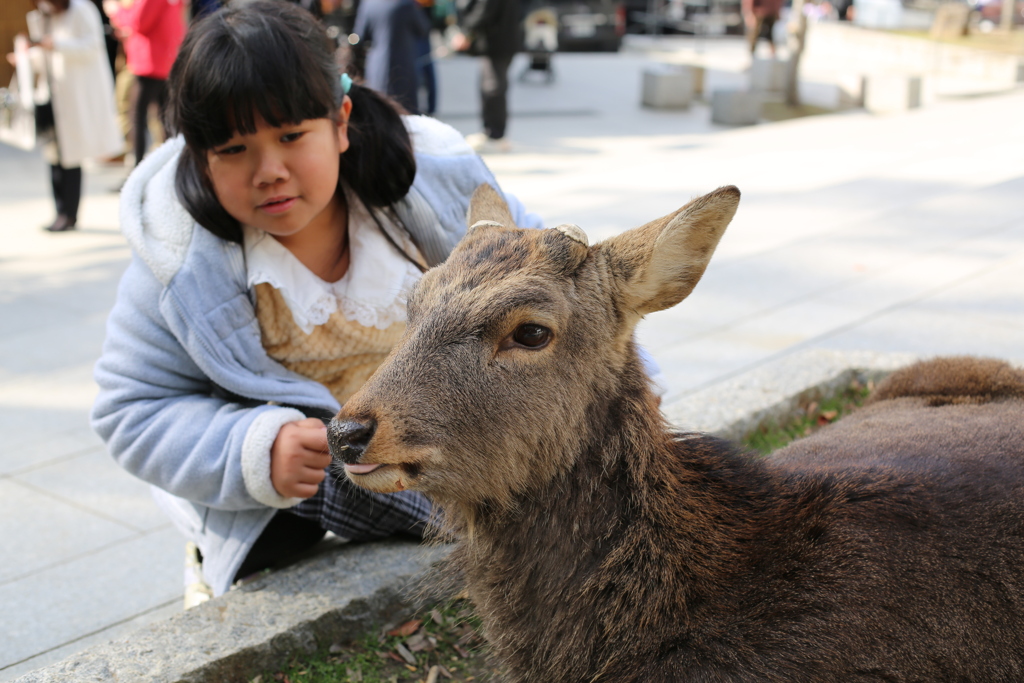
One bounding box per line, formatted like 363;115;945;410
15;349;923;683
664;349;920;442
16;542;453;683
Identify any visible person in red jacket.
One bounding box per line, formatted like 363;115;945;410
104;0;185;166
741;0;784;58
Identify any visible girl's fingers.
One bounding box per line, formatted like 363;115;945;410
290;481;320;499
305;449;333;470
297;422;329;450
299;465;327;487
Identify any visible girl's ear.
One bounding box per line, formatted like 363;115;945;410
336;97;353;154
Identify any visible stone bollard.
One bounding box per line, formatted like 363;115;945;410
750;57;788;93
641;65;696;109
691;65;706;97
863;74;922;114
711;89;762;126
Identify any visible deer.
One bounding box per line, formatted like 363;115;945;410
328;184;1024;682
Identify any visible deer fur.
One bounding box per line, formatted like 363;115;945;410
329;184;1024;682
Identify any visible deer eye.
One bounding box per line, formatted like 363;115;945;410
511;323;551;349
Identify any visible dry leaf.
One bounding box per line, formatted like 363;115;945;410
805;401;819;417
329;643;343;654
396;642;418;665
426;665;440;683
437;664;453;679
406;632;431;652
430;609;445;626
386;652;406;664
388;619;423;637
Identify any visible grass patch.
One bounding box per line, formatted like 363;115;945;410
743;379;873;455
254;599;500;683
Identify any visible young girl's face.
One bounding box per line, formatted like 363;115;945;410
205;102;351;242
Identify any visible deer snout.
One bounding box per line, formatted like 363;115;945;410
327;417;377;465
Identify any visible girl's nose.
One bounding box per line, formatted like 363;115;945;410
253;150;288;187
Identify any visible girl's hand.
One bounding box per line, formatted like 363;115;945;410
270;418;331;499
450;31;471;52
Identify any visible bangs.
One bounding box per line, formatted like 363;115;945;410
170;1;341;151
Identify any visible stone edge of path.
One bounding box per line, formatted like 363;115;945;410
16;348;924;683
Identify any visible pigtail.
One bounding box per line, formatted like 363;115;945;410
340;81;417;209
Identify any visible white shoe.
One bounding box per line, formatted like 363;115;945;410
183;541;213;609
466;132;511;154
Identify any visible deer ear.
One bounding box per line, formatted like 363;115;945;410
467;183;517;230
603;186;739;317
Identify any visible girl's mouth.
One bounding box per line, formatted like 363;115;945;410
258;196;297;214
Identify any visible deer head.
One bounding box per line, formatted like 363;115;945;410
328;184;739;510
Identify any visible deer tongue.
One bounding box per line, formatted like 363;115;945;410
344;463;383;475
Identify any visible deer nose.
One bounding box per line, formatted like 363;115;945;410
327;418;377;463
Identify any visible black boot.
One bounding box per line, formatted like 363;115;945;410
44;214;77;232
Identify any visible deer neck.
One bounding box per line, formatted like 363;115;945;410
449;379;758;680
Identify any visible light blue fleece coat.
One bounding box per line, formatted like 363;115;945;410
91;117;544;595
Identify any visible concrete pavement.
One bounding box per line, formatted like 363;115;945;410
2;35;1022;679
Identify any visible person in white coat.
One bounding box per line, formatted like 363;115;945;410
22;0;122;231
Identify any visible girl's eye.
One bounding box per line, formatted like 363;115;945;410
214;144;245;156
281;131;304;143
511;324;551;349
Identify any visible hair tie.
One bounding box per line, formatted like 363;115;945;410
340;73;353;94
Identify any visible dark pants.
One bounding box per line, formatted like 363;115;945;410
133;75;168;166
233;511;327;581
480;53;513;140
50;163;82;223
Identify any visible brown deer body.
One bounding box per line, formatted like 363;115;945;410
329;185;1024;682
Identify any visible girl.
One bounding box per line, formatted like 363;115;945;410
90;0;542;604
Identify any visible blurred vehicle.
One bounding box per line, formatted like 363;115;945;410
524;0;626;51
970;0;1024;26
520;7;559;81
623;0;744;35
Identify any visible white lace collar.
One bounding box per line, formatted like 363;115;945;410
243;188;424;334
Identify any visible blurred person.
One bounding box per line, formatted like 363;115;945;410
7;0;122;231
190;0;223;20
415;0;438;114
104;0;185;166
742;0;784;58
450;0;521;153
354;0;431;114
88;0;119;74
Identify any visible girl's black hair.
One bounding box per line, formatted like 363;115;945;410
168;0;416;244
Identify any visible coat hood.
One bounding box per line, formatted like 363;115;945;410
119;135;195;286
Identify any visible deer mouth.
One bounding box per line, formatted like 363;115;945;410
342;462;422;493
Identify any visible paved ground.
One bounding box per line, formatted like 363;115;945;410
1;35;1022;679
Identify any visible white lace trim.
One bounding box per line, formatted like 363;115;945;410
243;188;423;334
